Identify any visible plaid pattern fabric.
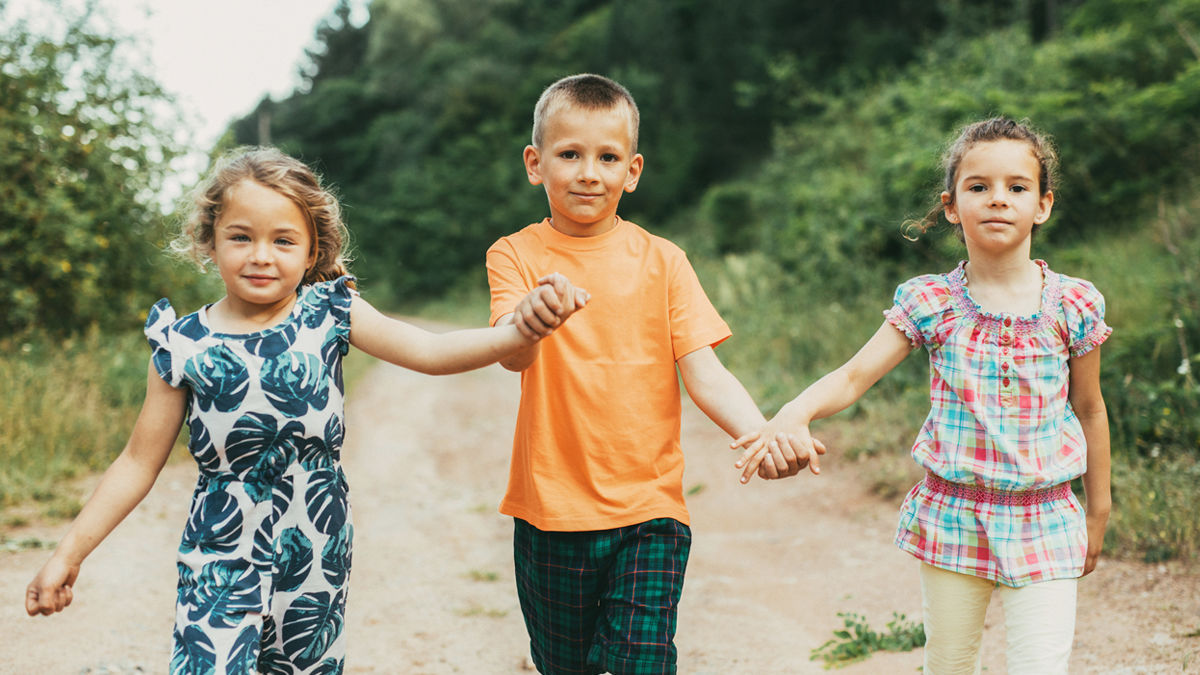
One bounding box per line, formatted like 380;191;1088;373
884;260;1111;587
514;518;690;675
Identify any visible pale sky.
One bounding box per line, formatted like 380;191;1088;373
4;0;368;199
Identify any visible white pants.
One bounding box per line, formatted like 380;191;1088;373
920;563;1077;675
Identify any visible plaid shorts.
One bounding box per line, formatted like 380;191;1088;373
513;518;692;675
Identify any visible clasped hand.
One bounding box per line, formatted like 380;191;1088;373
511;272;589;341
731;422;826;483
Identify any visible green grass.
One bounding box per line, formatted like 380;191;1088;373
810;611;925;668
0;330;150;521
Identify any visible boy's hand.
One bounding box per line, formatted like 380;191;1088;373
511;273;589;341
25;556;79;616
731;424;826;483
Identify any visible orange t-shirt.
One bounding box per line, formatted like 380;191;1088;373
486;218;731;531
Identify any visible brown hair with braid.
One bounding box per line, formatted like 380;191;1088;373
905;117;1058;240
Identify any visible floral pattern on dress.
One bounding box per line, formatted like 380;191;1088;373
146;276;356;675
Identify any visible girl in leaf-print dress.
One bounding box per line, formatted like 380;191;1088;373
26;146;589;674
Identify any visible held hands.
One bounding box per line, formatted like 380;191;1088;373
731;422;826;483
511;272;589;342
25;555;79;617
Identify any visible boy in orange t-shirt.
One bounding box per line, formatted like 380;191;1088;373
486;73;820;674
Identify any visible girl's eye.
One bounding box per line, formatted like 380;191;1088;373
968;184;987;192
275;238;295;246
231;234;251;242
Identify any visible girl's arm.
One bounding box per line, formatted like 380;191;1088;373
734;320;915;483
26;361;187;616
349;277;584;375
1068;346;1111;576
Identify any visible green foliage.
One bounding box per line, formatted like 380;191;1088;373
1106;453;1200;563
0;330;150;511
233;0;951;298
0;8;187;338
810;612;925;668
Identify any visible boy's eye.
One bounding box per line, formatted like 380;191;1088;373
559;150;578;159
1011;185;1028;193
601;153;619;162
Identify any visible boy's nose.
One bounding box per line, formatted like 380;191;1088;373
577;158;600;182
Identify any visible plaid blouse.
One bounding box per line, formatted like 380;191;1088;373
884;260;1111;587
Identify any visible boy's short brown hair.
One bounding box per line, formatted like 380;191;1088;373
531;73;640;153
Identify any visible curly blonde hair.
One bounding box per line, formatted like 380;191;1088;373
173;146;353;287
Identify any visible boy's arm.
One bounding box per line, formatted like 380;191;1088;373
1069;346;1111;576
677;346;814;479
26;361;187;616
734;320;914;482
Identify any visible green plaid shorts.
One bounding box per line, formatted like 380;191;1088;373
513;518;691;675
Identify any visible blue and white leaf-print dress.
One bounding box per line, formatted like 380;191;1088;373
144;276;356;675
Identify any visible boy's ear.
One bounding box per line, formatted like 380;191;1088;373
523;145;544;186
623;153;644;193
1034;190;1054;224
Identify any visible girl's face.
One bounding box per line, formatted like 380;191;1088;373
943;139;1054;257
211;179;314;312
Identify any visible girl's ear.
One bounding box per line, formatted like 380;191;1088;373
523;145;544;186
1034;190;1055;224
941;191;959;223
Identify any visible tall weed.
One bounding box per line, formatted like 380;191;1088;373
0;330;150;518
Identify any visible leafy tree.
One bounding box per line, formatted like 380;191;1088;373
0;8;184;338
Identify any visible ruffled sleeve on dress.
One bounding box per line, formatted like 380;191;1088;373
327;275;357;355
884;274;951;349
144;298;183;387
1060;276;1112;357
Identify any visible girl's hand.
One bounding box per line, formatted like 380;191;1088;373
1082;510;1108;576
25;556;80;616
732;426;825;483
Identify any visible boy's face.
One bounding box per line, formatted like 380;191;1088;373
524;102;642;237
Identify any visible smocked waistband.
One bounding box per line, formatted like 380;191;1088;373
923;472;1070;506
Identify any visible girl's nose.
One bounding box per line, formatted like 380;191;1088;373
249;241;272;263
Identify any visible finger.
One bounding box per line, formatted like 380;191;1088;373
811;436;828;455
739;445;770;483
63;584;74;609
535;285;563;316
25;588;38;616
759;442;781;479
530;296;562;330
536;272;566;288
734;438;765;470
773;432;802;476
511;313;542;341
731;431;762;453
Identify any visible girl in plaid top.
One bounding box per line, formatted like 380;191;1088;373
733;118;1111;674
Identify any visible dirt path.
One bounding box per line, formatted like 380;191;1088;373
3;356;1199;673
